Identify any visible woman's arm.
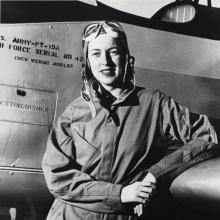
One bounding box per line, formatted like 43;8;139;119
148;97;219;183
148;139;220;183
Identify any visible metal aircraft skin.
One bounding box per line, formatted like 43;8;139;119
0;0;220;218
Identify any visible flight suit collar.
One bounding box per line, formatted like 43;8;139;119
89;79;135;105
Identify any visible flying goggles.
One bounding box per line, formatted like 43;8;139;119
82;21;125;43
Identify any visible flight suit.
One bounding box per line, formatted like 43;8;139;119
42;86;219;220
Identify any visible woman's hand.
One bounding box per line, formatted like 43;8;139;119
121;181;153;204
134;204;145;217
134;172;157;216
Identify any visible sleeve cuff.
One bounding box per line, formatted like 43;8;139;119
104;184;126;212
147;165;163;180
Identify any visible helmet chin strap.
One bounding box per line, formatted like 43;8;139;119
81;68;97;119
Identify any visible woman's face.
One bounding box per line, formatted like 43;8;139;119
87;34;125;89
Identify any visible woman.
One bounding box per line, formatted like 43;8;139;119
42;21;219;220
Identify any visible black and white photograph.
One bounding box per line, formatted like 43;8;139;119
0;0;220;219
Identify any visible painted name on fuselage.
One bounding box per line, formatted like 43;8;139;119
0;100;49;113
0;84;57;126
